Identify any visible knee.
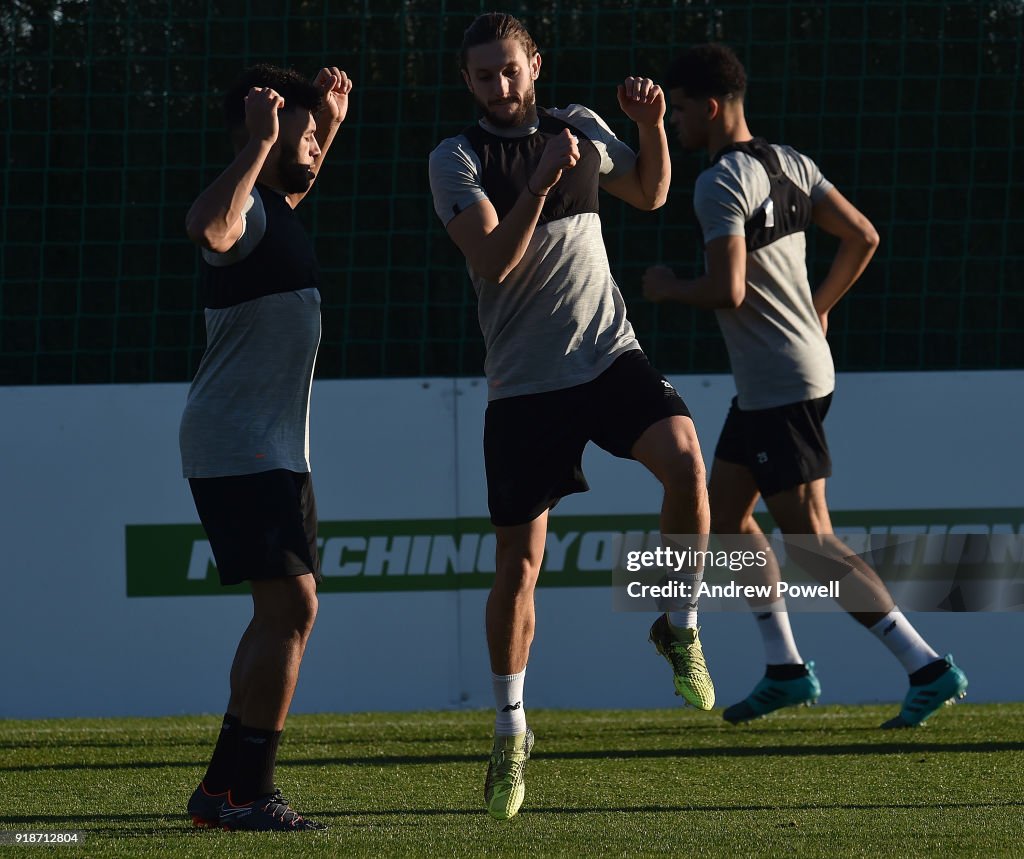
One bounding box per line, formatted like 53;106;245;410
297;590;318;637
282;590;318;639
658;447;706;499
257;580;318;639
495;555;541;594
289;584;318;637
493;544;543;597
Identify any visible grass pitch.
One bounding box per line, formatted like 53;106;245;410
2;704;1023;857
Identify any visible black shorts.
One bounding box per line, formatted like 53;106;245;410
714;393;833;497
188;469;321;586
484;350;691;527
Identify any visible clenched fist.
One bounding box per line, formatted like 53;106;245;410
530;128;580;195
245;86;285;143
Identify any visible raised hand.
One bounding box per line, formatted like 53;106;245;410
314;66;353;125
617;76;666;128
530;129;580;195
245;86;284;143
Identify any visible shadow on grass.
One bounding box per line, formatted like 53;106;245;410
0;733;478;752
321;798;1024;817
0;739;216;752
4;797;1023;830
0;813;214;838
4;740;1024;774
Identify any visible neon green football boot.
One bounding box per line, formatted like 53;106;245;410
484;727;534;821
649;615;716;710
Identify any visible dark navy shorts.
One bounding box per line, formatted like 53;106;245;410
714;393;833;497
188;469;321;586
484;350;691;527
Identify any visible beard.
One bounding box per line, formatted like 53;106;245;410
477;84;536;128
278;150;316;195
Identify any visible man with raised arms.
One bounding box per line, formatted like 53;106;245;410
430;13;714;821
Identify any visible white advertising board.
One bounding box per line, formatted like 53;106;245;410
0;372;1021;719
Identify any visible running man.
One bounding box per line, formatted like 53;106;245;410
181;63;352;831
429;13;713;821
643;43;967;729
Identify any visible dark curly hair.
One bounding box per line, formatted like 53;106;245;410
459;12;538;70
665;44;746;101
222;63;322;130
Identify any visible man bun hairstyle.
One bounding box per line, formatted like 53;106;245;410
665;43;747;101
222;63;322;130
459;12;538;70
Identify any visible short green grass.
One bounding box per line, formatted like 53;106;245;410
2;704;1023;857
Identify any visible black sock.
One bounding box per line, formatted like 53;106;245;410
201;713;240;794
909;657;950;686
231;726;282;804
766;663;810;681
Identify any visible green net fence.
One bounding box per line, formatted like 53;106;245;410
2;0;1021;385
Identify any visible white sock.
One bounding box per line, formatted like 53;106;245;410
868;608;939;674
754;599;803;665
667;567;703;629
492;670;527;736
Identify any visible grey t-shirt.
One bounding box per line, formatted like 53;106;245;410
695;144;835;409
179;188;322;478
429;105;641;400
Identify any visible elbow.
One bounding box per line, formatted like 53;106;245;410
637;190;669;212
186;220;229;253
837;221;879;263
184;205;207;247
723;285;746;309
185;214;213;250
185;222;210;250
854;216;880;253
849;225;880;266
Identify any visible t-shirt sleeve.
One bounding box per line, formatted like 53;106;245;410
693;167;750;244
555;104;637;183
777;145;834;202
428;136;489;227
200;191;266;267
805;157;834;202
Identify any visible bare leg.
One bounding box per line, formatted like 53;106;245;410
631;415;709;537
764;479;894;627
231;574;319;730
632;415;710;626
632;416;716;709
487;512;549;676
710;457;807;675
708;457;781;606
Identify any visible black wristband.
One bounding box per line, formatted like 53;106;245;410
527;181;548;198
